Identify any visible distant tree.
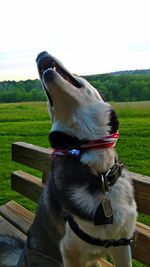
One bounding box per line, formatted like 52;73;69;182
141;87;150;100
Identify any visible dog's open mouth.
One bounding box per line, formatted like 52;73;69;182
36;51;83;106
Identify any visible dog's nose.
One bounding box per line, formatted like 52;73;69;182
36;51;49;62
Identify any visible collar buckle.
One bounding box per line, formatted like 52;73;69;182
101;172;110;192
100;161;124;190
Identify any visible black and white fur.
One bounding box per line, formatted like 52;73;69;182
0;236;24;267
0;52;137;267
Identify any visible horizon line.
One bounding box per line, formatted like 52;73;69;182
1;67;150;82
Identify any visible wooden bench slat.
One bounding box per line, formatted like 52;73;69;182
130;171;150;183
98;259;113;267
131;172;150;215
0;200;34;235
0;215;26;240
12;142;52;173
132;222;150;266
11;170;43;202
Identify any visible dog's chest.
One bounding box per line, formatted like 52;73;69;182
60;173;136;253
69;185;99;217
60;222;104;259
60;219;115;260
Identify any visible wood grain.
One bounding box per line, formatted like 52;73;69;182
0;215;26;240
98;259;113;266
132;222;150;266
11;170;43;202
131;172;150;214
0;200;34;234
12;142;52;173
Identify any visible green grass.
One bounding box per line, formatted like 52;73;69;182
111;101;150;176
0;102;51;211
0;101;150;267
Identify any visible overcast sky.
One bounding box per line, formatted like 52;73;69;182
0;0;150;81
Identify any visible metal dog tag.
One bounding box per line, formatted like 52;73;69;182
102;194;113;218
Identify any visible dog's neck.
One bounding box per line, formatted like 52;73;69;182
49;131;118;174
81;148;117;174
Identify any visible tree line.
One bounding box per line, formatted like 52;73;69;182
85;73;150;101
0;73;150;103
0;80;45;103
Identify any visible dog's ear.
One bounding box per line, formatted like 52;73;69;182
108;109;119;134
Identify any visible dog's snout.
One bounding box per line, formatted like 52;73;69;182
36;51;49;62
36;51;84;88
36;51;56;78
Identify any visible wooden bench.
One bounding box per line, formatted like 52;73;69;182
0;142;150;267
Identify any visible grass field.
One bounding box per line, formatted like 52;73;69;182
0;101;150;267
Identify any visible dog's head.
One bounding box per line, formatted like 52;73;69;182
36;51;118;140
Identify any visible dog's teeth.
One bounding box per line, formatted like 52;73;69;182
53;66;56;71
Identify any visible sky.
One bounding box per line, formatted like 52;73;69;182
0;0;150;81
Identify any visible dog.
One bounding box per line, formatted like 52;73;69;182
0;51;137;267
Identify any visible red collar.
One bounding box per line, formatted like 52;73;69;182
51;131;119;158
80;131;119;151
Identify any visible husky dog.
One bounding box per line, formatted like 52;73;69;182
0;51;137;267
